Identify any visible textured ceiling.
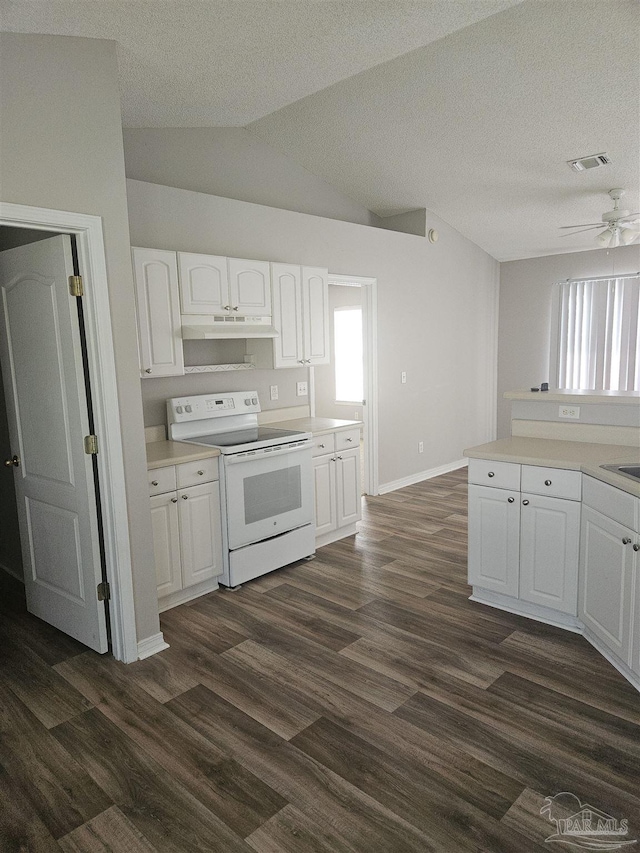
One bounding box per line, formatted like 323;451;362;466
0;0;520;126
2;0;639;260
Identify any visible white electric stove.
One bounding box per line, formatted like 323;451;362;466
167;392;315;587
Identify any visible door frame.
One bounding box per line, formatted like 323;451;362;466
326;273;379;496
0;201;138;663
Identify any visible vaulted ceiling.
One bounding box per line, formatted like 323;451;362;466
3;0;639;261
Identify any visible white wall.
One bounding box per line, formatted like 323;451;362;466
315;284;364;422
0;33;161;645
498;245;640;438
127;179;499;488
123;128;382;228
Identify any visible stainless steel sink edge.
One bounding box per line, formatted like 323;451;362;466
600;464;640;483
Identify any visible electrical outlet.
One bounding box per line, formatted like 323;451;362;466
559;405;580;419
270;385;278;401
418;441;424;453
296;381;308;396
401;371;407;384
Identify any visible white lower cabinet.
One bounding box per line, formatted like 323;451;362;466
148;459;223;610
468;460;581;618
519;493;580;614
578;486;639;673
312;428;361;546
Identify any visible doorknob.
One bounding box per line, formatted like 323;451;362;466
4;455;20;468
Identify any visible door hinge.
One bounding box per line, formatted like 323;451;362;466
97;581;110;601
84;434;99;455
69;275;84;297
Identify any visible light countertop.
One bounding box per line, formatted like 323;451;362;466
266;417;363;436
504;389;640;405
464;437;640;497
146;440;220;470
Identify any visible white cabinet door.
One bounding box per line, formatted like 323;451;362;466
178;481;223;587
302;266;329;365
132;247;184;377
228;258;271;316
579;506;634;664
313;454;337;537
519;493;580;615
178;252;229;315
468;483;520;597
336;447;361;528
150;492;182;598
631;550;640;677
272;263;304;368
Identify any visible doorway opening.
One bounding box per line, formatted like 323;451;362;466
0;203;138;662
312;274;378;496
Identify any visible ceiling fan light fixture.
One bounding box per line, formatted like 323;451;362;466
620;226;638;246
595;229;612;247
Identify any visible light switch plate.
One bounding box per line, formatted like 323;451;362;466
270;385;278;401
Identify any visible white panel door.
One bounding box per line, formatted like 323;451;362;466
519;493;580;614
0;236;108;652
132;247;184;378
178;481;223;587
336;448;361;528
312;454;337;537
150;492;182;598
579;506;634;663
272;263;304;368
228;258;271;316
302;266;329;365
178;252;229;314
468;484;520;597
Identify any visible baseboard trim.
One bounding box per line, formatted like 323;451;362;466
378;458;467;495
316;523;358;549
469;589;581;632
136;632;170;660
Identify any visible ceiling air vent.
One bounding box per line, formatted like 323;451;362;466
568;153;611;172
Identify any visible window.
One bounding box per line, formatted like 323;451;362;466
334;306;363;403
552;275;640;391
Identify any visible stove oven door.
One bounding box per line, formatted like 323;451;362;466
223;443;314;550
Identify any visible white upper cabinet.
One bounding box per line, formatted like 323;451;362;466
132;247;184;377
302;267;330;365
271;263;329;368
228;258;271;316
178;254;270;317
178;253;229;314
272;263;304;368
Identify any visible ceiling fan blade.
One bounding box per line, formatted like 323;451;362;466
559;223;603;229
559;226;603;236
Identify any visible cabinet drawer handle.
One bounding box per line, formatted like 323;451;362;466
171;497;178;503
622;537;632;545
151;480;159;486
488;471;495;478
223;305;231;311
633;544;640;552
522;499;529;506
544;479;552;486
330;457;336;462
233;306;239;311
197;470;204;476
337;455;343;460
346;437;353;442
145;368;152;374
507;497;515;503
318;443;325;448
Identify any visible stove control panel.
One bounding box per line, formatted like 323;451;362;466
167;392;261;425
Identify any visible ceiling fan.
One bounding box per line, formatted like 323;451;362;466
560;188;640;248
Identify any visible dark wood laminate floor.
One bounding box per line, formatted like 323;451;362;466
2;467;639;852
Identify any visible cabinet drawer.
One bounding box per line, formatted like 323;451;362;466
148;466;177;496
521;465;581;501
583;475;636;529
336;428;361;452
468;458;520;490
176;456;219;488
312;434;335;457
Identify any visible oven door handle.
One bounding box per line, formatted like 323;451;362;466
224;442;311;464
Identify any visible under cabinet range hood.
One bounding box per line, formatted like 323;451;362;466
181;315;279;339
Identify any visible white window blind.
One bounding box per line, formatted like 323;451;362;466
552;275;640;391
